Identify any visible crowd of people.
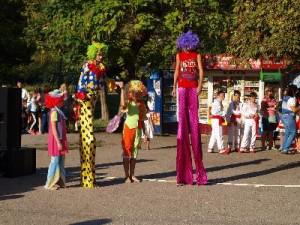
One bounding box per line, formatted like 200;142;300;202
208;84;300;155
17;81;80;135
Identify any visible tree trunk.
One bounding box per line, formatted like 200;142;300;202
99;89;109;120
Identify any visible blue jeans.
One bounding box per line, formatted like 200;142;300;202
281;114;296;151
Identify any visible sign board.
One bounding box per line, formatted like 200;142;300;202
260;71;282;82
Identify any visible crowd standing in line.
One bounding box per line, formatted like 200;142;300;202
208;84;300;154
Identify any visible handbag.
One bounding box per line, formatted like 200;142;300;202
106;113;124;133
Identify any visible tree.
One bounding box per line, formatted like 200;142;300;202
24;0;231;119
0;0;32;84
228;0;300;63
24;0;231;80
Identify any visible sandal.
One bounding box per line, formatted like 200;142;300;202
131;176;141;183
124;177;131;183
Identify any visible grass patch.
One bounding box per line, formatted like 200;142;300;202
94;119;109;132
67;119;109;133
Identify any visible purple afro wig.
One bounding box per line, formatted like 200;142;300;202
176;30;200;50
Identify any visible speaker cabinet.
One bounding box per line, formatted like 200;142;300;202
0;87;22;150
2;147;36;177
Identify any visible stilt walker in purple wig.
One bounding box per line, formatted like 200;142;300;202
172;31;208;185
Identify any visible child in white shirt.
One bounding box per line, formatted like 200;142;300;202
208;91;229;154
226;90;243;152
240;92;259;153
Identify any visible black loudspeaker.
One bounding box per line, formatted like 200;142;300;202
0;87;22;150
3;147;36;177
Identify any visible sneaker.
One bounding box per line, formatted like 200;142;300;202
249;148;256;153
281;149;289;154
239;148;248;153
207;149;213;153
44;185;58;190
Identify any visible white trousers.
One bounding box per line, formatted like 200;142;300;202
228;122;242;149
208;119;224;150
241;118;256;149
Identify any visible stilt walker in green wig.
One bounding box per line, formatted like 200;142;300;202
75;42;108;188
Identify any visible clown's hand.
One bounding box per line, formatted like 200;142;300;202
115;81;124;89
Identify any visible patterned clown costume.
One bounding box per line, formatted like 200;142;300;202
118;80;147;183
122;100;146;158
77;57;106;188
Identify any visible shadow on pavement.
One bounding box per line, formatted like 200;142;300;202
151;145;177;150
95;159;154;169
99;178;125;187
206;159;270;172
0;172;45;201
67;177;125;188
66;159;154;188
140;171;176;180
208;161;300;184
140;159;271;181
70;218;112;225
0;194;24;201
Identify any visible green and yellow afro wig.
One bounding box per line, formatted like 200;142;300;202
86;42;108;60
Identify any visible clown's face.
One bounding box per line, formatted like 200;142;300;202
96;53;103;64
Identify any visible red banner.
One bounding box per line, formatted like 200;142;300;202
203;55;287;70
204;54;261;70
261;58;287;70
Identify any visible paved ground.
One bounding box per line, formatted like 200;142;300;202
1;132;300;225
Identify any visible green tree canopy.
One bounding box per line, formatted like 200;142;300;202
24;0;230;82
228;0;300;63
0;0;32;84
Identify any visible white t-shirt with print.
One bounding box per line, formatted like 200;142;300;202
287;97;296;111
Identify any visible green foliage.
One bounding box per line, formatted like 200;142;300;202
2;0;300;85
0;0;32;84
228;0;300;62
23;0;230;82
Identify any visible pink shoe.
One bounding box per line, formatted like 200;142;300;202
219;148;230;155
